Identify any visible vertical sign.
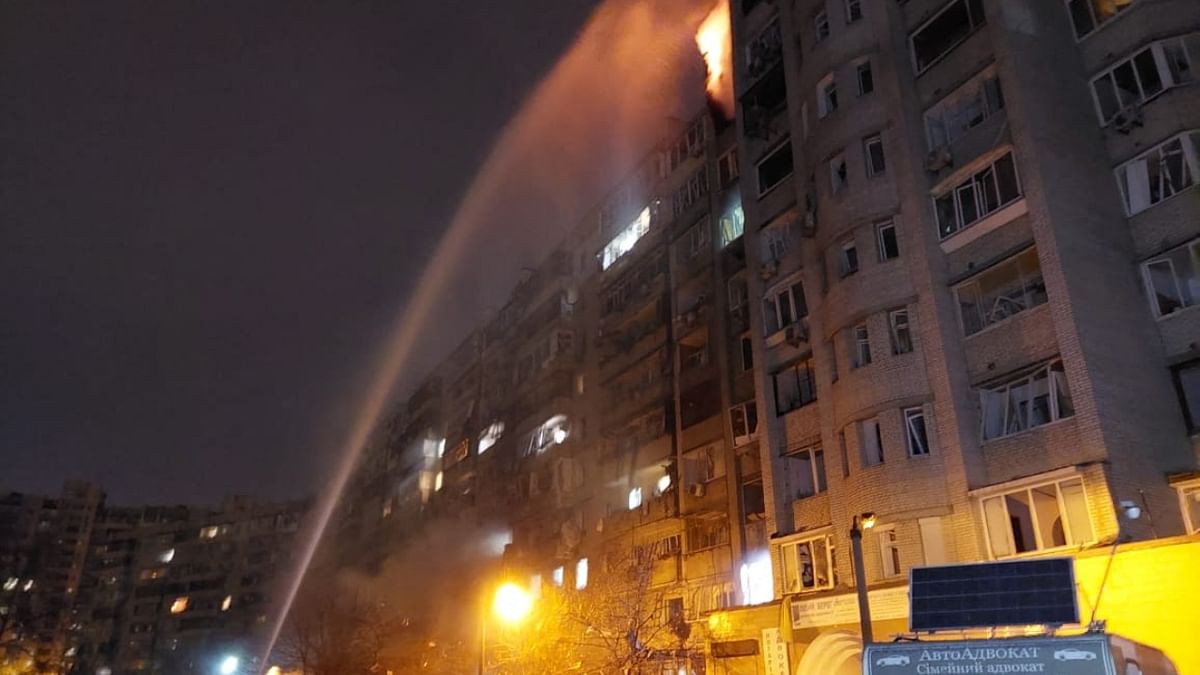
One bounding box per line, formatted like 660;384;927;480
762;627;791;675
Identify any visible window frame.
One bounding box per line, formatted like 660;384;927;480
910;0;987;75
1141;238;1200;318
718;147;741;186
785;446;828;499
876;219;900;261
1116;131;1200;215
978;476;1096;558
730;400;759;445
904;406;929;456
934;151;1024;239
845;0;863;23
923;65;1005;153
954;246;1047;336
877;525;902;578
860;416;884;466
763;275;808;336
814;9;831;43
1066;0;1136;41
780;534;836;594
864;134;887;177
830;151;848;193
889;308;913;355
756;140;795;196
839;239;859;278
852;323;872;368
856;59;874;95
978;360;1074;442
773;359;818;414
817;73;838;118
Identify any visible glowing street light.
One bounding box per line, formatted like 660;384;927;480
217;655;239;675
492;581;534;625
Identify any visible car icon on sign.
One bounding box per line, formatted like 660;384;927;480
1054;649;1098;661
876;655;911;667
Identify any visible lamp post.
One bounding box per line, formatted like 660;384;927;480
849;512;877;646
479;581;534;675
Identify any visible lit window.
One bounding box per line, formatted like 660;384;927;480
739;552;774;605
1115;131;1199;215
864;134;886;177
199;526;220;540
878;527;902;577
599;207;652;270
436;438;446;458
434;471;444;492
817;73;838;118
477;421;504;454
924;65;1004;152
170;597;189;614
889;309;913;355
719;200;745;247
910;0;987;74
627;487;644;511
3;577;17;591
575;559;589;589
551;566;564;587
934;152;1023;239
860;417;883;466
1142;238;1200;318
656;473;672;495
221;595;233;612
980;477;1094;557
524;414;570;456
905;407;929;456
979;360;1074;441
1066;0;1135;39
956;247;1047;335
158;549;175;564
781;535;835;593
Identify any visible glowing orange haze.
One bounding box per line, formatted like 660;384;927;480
696;0;734;118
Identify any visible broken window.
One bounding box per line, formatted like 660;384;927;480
781;535;835;593
784;446;827;499
719;199;745;247
889;308;913;354
934;151;1022;238
830;151;848;194
817;73;838;118
864;134;886;177
718;147;740;186
763;277;808;335
878;527;902;577
925;65;1004;152
1066;0;1135;39
839;239;858;277
599;206;652;270
911;0;986;74
814;9;830;43
981;477;1093;557
1142;238;1200;318
761;218;795;264
978;360;1074;441
1092;36;1199;125
876;219;900;261
956;247;1047;335
773;359;817;414
851;323;872;367
905;406;929;455
856;59;874;95
730;400;759;445
687;517;730;552
860;416;883;465
756;140;794;195
1116;131;1200;215
745;20;783;81
674;169;710;218
683;443;726;488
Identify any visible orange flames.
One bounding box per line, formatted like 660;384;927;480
696;0;734;119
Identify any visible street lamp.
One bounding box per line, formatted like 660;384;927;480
849;512;876;645
480;581;535;674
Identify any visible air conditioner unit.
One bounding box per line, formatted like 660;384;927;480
690;483;707;498
924;147;953;173
1113;104;1144;134
785;323;808;346
759;261;778;280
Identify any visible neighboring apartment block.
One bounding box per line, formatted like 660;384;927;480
336;0;1200;671
0;483;308;675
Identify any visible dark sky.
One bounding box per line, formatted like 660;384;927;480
0;0;603;504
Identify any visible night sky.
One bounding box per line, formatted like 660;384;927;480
0;1;606;504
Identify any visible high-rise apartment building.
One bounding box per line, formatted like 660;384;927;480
336;0;1200;671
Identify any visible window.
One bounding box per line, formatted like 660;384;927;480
687;517;731;551
686;217;711;257
956;247;1047;335
761;218;795;263
876;219;900;261
719;200;746;247
158;549;175;564
1091;36;1199;125
878;527;902;577
552;566;565;586
600;206;652;270
911;0;986;74
846;0;863;23
857;60;874;95
1116;131;1199;215
170;597;189;614
674;170;710;218
728;276;748;313
781;535;835;593
851;323;872;367
478;421;504;454
774;359;817;414
980;477;1094;557
925;66;1004;151
719;148;740;186
1143;239;1200;318
731;401;759;444
935;152;1022;238
889;309;913;355
839;240;859;277
979;360;1074;441
1174;361;1200;432
682;443;726;487
763;279;808;334
757;141;794;195
1066;0;1135;39
860;417;883;466
221;595;233;612
830;152;848;193
575;558;589;589
864;134;887;176
817;74;839;118
814;10;830;42
905;406;929;455
740;335;754;372
745;19;784;81
627;487;643;510
785;446;828;499
524;414;570;456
